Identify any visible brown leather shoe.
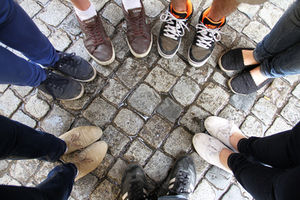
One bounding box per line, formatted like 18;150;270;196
77;15;115;65
122;1;152;58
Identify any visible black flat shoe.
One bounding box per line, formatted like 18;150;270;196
218;48;257;72
228;70;273;95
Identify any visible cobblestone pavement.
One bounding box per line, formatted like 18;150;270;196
0;0;299;199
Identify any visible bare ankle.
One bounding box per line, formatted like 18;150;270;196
230;132;246;151
242;50;259;66
219;148;233;170
250;66;268;86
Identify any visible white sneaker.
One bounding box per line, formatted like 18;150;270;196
193;133;232;174
204;116;245;151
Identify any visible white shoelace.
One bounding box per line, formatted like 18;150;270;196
195;23;222;49
160;10;189;40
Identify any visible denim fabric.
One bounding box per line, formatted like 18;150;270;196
228;122;300;200
253;0;300;77
0;116;76;200
158;194;187;200
0;0;59;86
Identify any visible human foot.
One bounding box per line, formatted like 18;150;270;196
228;66;273;95
61;141;108;181
59;126;103;154
204;116;246;151
193;133;232;173
218;48;258;72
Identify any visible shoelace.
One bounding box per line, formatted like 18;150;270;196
54;53;78;74
160;10;189;40
195;23;221;49
43;72;69;99
84;18;104;45
168;170;191;194
127;10;146;37
129;181;148;200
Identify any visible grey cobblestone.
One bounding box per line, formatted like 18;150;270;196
0;89;21;117
144;150;173;182
140;115;172;148
40;105;74;136
172;76;200;106
38;0;71;27
128;84;161;116
157;97;183;123
145;67;177;92
83;97;117;127
24;94;49;119
243;21;270;43
2;1;299;199
163;127;193;157
114;108;144;135
197;83;230;115
124;139;152;165
259;2;284;28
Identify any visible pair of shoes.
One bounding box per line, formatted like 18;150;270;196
158;6;225;67
121;156;196;200
38;52;96;100
219;48;273;95
193;116;246;174
77;0;152;62
59;126;108;181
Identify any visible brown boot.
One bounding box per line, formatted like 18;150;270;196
122;0;152;58
77;15;115;65
62;141;108;181
59;126;102;154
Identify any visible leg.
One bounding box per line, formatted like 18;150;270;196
0;0;59;66
254;0;300;62
238;122;300;169
208;0;239;21
0;115;66;161
0;163;76;200
228;153;300;200
259;42;300;77
0;46;46;86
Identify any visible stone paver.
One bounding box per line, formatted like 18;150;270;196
1;1;299;200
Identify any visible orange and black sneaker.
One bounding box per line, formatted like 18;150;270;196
188;7;226;67
157;0;193;59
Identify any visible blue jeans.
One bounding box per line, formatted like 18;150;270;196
0;0;59;87
158;195;187;200
254;0;300;78
0;116;76;200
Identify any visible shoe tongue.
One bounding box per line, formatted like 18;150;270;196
128;7;142;17
202;16;223;29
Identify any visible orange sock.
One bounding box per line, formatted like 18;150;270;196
201;7;226;29
170;0;193;19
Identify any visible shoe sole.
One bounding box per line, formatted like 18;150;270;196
59;82;85;101
218;52;236;73
227;76;247;95
126;34;153;58
73;63;97;83
187;46;211;68
85;43;115;66
157;38;181;59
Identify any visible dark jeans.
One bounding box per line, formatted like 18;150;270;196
0;0;59;86
254;0;300;78
228;122;300;200
0;116;76;200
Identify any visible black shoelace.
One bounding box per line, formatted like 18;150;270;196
42;72;69;99
169;170;191;195
54;53;78;75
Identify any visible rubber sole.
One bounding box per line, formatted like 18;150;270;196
59;82;85;101
86;43;115;66
73;63;97;83
126;34;153;58
157;38;181;59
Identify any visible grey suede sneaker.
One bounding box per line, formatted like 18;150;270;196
188;7;225;67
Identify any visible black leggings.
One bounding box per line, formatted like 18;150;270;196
228;122;300;200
